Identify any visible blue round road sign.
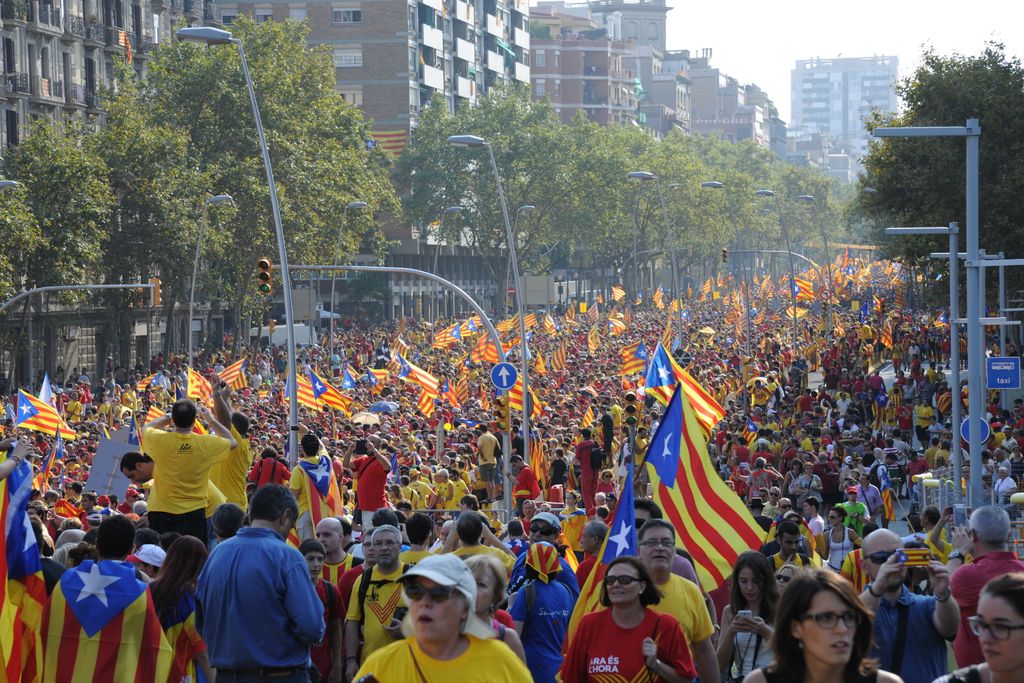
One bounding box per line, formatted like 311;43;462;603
960;417;991;444
490;362;518;390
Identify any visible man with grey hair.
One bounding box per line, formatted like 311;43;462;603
343;524;407;680
575;520;607;587
950;505;1024;666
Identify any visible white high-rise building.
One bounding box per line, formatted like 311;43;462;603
790;55;898;167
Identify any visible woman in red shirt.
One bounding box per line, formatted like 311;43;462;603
560;556;696;683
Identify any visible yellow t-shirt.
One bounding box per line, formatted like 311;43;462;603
355;635;530;682
398;548;434;566
208;425;253;510
205;480;226;518
476;432;499;466
452;544;514;573
346;564;406;662
409;479;434;503
142;429;230;514
289;456;322;518
651;574;715;646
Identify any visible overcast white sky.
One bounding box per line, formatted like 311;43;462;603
665;1;1024;124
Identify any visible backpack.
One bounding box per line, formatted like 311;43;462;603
588;443;605;471
356;563;410;632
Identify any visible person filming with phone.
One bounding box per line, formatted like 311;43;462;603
857;529;959;683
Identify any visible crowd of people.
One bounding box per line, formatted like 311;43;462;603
4;259;1024;683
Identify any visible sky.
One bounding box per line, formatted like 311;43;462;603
664;1;1024;124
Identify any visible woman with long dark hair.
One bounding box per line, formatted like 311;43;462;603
718;551;778;681
743;568;903;683
148;536;213;683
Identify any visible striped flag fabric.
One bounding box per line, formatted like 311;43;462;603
454;374;469;405
33;434;64;492
161;593;204;683
550;340;568;372
565;456;636;641
743;417;759;448
442;379;460;407
286;375;321;411
40;560;172;682
309;370;352;415
394;352;440;396
543;314;558;335
676;369;726;439
393;336;409;357
642;343;682;405
611;284;625;301
645;385;763;589
877;464;896;521
586;325;600;354
619;342;648;376
218;359;248;390
580;404;595;429
186;368;212;405
606;317;626;336
53;499;83;520
135;373;157;392
588;303;600;323
432;324;462;349
16;390;76;439
880;318;894;348
459;315;481;336
564;305;576;324
417;388;436;417
791;277;815;301
298;453;346;526
652;286;665;309
523;312;538;330
534;353;547;376
508;377;542;419
144;405;164;424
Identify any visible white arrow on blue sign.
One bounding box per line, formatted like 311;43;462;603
960;417;991;445
490;362;518;391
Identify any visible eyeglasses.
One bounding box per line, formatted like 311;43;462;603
779;504;792;509
866;550;896;565
801;610;861;629
404;582;457;603
638;539;675;548
968;616;1024;640
776;574;794;584
529;524;556;535
604;575;642;586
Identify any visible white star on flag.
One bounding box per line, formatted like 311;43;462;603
75;563;121;607
608;520;633;558
657;366;672;383
19;403;31;416
661;434;675;462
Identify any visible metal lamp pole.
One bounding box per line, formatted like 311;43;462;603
504;205;534;318
703;181;753;363
756;190;799;356
328;199;367;371
430;206;462;326
448;134;531;478
188;194;234;368
799;194;832;337
629;171;682;346
177;26;301;461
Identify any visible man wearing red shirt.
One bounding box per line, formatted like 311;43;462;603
343;438;391;531
574;428;600;511
950;505;1024;666
575;520;607;589
509;455;540;513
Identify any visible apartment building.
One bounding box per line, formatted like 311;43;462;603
220;0;530;154
0;0;218;147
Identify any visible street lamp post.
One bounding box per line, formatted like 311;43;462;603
629;171;682;347
430;206;462;326
799;194;833;337
327;200;367;372
177;26;301;461
189;194;234;369
448;134;531;479
504;205;534;318
703;181;753;363
755;190;799;358
886;224;962;502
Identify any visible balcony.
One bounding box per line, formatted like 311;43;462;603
85;90;101;109
421;63;443;90
63;14;84;38
6;72;29;95
457;75;474;99
28;3;62;32
454;0;471;22
513;25;528;49
420;23;442;50
84;22;104;44
419;0;442;12
181;0;200;18
203;0;218;21
105;26;135;52
33;77;63;100
514;61;528;82
2;0;28;21
69;82;86;106
455;36;473;62
485;13;502;37
486;50;502;72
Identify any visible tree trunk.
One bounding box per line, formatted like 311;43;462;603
8;298;30;387
160;297;177;358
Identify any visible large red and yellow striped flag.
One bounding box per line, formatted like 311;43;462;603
417;388;436;417
543;314;558;335
652;286;665;309
586;325;600;354
564;305;576;324
676;369;726;438
218;358;248;390
645;384;763;589
880;318;894;348
287;375;321;411
550;340;568;372
611;284;625;301
40;560;172;682
508;378;542;419
455;374;469;405
186;368;213;405
16;390;77;439
580;403;595;429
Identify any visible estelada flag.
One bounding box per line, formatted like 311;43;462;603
417;388;436;417
309;370;352;415
41;560;171;682
620;342;648;376
16;390;76;439
611;284;625;301
298;453;345;526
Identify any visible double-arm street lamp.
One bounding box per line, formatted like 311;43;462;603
177;25;300;460
430;206;463;326
327;200;367;370
448;134;531;473
189;193;235;368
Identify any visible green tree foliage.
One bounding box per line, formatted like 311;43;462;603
859;44;1024;288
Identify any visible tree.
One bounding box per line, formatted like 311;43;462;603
859;43;1024;298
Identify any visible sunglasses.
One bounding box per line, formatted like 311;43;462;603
866;550;896;564
529;524;557;535
604;575;642;586
403;582;457;603
776;574;793;584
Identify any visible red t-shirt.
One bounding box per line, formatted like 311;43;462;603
494;609;514;629
248;457;290;488
514;465;541;500
311;579;343;679
352;455;388;512
337;564;365;617
560;608;696;683
952;551;1024;666
576;556;597;589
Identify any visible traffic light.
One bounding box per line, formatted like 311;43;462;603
624;390;640;426
257;258;273;296
148;277;161;307
721;248;729;263
494;395;510;431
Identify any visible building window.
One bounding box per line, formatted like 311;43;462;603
289;7;306;20
255;9;273;22
534;80;544;96
221;12;236;24
554;80;560;96
332;8;361;24
339;87;363;106
647;22;658;40
534;49;544;67
554;51;559;67
625;21;637;39
333;47;363;67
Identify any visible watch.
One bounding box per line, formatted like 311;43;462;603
867;582;883;598
948;551;966;562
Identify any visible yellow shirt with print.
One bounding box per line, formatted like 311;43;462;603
142;429;230;514
355;635;530;682
651;574;715;647
452;544;514;573
398;548;434;566
408;479;434;505
399;485;423;510
346;564;407;662
208;425;253;510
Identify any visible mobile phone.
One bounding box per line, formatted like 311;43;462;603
736;609;752;618
953;504;968;529
896;548;931;567
392;606;408;623
356;439;368;455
